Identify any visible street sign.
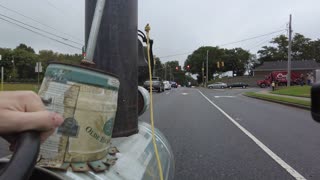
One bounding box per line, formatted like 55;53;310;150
35;62;43;73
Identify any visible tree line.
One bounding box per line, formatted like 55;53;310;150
181;33;320;84
0;44;82;82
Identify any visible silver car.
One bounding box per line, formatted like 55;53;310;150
208;82;227;89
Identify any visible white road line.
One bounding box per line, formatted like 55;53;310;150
197;90;306;180
214;96;235;98
166;92;170;95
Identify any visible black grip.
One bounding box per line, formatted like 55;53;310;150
0;131;40;180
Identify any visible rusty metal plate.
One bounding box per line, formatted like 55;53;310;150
71;163;90;172
88;160;108;172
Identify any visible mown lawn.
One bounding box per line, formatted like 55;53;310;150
245;92;310;107
271;86;311;98
1;83;39;92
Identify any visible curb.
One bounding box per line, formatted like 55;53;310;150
243;94;310;110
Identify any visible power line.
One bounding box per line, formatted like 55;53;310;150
0;13;83;46
0;3;83;43
159;29;286;59
218;29;286;47
45;0;66;14
0;16;82;50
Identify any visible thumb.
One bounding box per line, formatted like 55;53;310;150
19;111;64;132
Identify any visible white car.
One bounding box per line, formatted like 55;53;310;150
163;81;171;90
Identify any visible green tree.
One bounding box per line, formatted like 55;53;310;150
292;33;312;60
184;46;225;83
257;33;320;62
184;46;250;83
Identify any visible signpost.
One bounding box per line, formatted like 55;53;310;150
35;62;43;88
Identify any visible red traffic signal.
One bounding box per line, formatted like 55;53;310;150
187;65;190;69
175;66;179;71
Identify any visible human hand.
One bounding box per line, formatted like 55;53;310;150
0;91;64;150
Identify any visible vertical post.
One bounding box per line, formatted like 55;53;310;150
86;0;139;137
153;56;156;77
206;50;209;87
169;66;173;81
37;62;40;89
164;64;167;80
202;61;204;87
84;0;106;62
287;14;292;87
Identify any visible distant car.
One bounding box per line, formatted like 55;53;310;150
163;81;171;90
170;82;178;88
143;77;164;92
208;82;227;89
227;82;249;89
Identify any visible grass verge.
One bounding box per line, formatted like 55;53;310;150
271;86;311;98
244;92;310;108
1;83;39;92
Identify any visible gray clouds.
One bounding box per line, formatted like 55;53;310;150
0;0;319;66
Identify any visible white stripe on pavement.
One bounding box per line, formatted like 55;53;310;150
197;90;306;180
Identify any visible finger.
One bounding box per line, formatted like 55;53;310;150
0;110;64;133
40;128;55;144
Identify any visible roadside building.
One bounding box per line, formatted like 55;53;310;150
253;60;320;79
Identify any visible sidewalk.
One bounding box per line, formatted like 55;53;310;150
257;90;310;102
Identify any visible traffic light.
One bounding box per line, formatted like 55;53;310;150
175;66;179;71
217;61;220;68
186;65;190;70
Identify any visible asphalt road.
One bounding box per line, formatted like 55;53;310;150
139;87;320;180
1;87;319;180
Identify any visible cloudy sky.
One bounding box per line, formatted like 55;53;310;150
0;0;319;66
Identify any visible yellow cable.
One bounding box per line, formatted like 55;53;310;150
145;23;164;180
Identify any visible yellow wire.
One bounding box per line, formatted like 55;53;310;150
145;23;164;180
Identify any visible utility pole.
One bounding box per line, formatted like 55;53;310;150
287;14;292;87
164;64;167;80
153;55;156;77
206;50;209;87
202;61;204;87
169;66;172;81
0;55;3;91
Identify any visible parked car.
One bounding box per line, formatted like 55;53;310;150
163;81;171;90
228;82;249;88
208;82;227;89
170;82;178;88
143;77;164;92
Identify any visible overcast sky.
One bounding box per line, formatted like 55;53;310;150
0;0;319;66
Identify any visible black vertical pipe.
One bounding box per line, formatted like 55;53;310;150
85;0;138;137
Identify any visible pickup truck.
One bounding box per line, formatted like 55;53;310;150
143;77;164;92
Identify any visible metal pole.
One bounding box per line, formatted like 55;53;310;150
1;67;3;91
202;61;204;87
206;50;209;87
84;0;106;63
153;56;156;77
37;62;40;89
170;67;172;81
164;64;167;80
287;14;292;87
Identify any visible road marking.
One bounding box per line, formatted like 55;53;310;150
182;93;188;95
214;96;235;98
166;92;170;95
197;90;306;180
